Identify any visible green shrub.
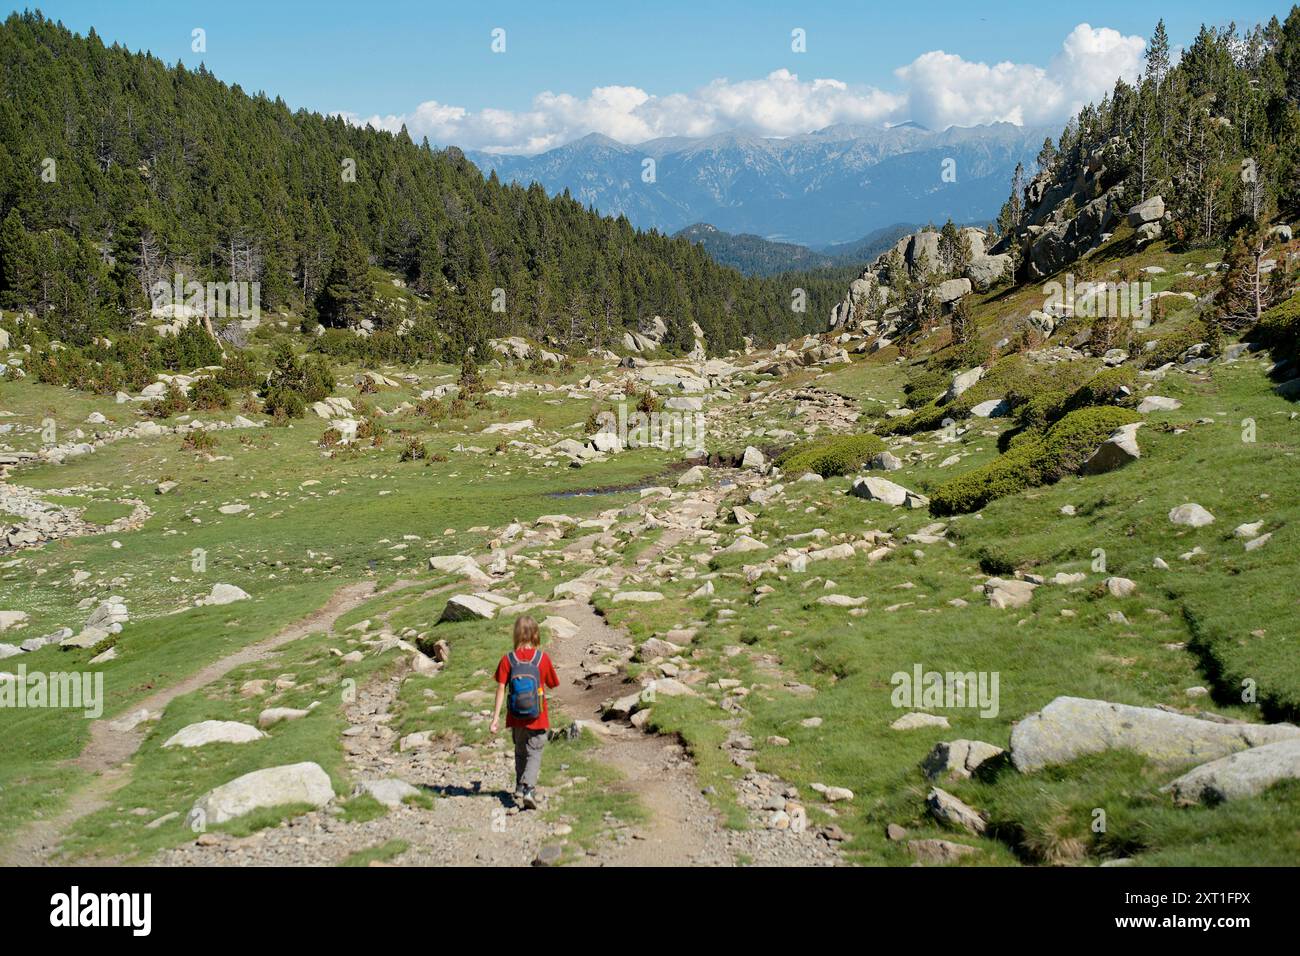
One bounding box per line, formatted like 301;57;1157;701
398;436;427;462
144;381;190;419
1250;292;1300;362
931;406;1141;515
181;428;217;453
878;355;1060;436
262;385;305;419
1013;388;1072;432
216;350;261;389
902;368;949;409
777;434;886;477
259;342;333;416
189;376;230;410
1068;365;1136;409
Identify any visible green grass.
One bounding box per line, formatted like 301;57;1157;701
592;352;1298;865
3;292;1295;868
340;838;410;867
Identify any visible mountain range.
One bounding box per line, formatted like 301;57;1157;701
469;123;1050;248
671;222;919;277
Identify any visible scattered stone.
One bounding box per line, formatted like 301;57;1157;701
907;839;977;865
1168;503;1215;528
926;787;987;834
200;583;250;606
354;778;422;808
258;707;310;729
1104;576;1137;598
189;761;334;825
163;720;266;748
891;712;950;731
983;577;1036;609
921;740;1004;781
1137;395;1182;413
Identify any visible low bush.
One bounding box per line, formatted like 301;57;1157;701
777;434;886;477
144;381;190;419
931;406;1142;515
877;355;1063;436
189;376;230;410
181;428;217;453
398;436;427;462
1250;292;1300;363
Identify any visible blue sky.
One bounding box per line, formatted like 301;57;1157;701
11;1;1290;151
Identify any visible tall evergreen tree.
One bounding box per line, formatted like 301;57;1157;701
315;228;371;328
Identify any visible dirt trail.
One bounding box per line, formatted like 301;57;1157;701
545;597;735;866
0;578;387;866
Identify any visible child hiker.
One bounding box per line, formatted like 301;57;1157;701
490;615;560;809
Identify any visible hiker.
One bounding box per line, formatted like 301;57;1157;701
489;615;560;809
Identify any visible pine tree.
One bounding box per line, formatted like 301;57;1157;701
1218;224;1275;328
0;208;34;308
315;228;371;328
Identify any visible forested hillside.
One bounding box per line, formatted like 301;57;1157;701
0;12;833;358
993;13;1300;279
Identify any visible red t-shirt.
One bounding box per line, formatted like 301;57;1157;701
495;647;560;730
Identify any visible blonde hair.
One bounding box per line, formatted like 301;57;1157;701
513;615;540;649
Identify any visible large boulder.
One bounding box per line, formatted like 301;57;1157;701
1079;422;1141;475
965;253;1011;291
1168;503;1215;528
984;577;1036;609
438;594;500;623
1010;696;1300;772
189;761;334;825
905;231;941;271
921;740;1005;781
943;367;984;403
935;278;972;305
428;554;490;583
1127;195;1165;226
849;476;909;507
200;583;249;606
1164;738;1300;805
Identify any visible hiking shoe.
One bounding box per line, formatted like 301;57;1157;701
521;787;539;810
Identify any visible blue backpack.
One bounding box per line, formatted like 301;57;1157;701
506;650;544;720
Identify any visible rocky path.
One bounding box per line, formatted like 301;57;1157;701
0;579;385;866
8;472;844;867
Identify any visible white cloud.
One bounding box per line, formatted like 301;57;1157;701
341;23;1145;153
897;24;1146;129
